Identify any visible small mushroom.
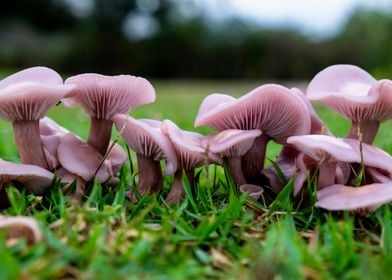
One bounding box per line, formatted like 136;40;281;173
0;159;54;195
112;114;177;197
0;67;74;169
287;135;361;190
40;117;127;177
0;215;42;244
162;120;222;204
239;184;264;200
64;73;155;156
57;133;111;183
195;84;310;184
307;64;392;144
203;129;262;187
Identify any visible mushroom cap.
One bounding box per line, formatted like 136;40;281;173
40;117;70;163
367;168;392;184
0;215;42;243
316;183;392;211
64;73;156;120
161;119;222;170
239;184;264;199
112;114;177;175
57;133;110;182
307;64;392;122
0;159;54;194
287;135;361;163
291;87;328;135
195;84;311;144
0;67;74;122
204;129;262;157
344;138;392;175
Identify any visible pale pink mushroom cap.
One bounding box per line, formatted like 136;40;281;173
112;114;177;175
344;138;392;175
0;67;74;122
0;215;42;243
291;87;328;135
161;119;222;169
307;64;392;122
239;184;264;200
63;73;156;119
195;84;311;144
287;135;361;163
316;183;392;211
57;133;111;182
204;129;262;157
0;159;54;194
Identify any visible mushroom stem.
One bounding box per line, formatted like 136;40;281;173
226;156;246;187
166;170;186;204
241;135;269;184
87;117;113;156
348;120;380;144
137;153;163;195
318;162;337;189
13;120;49;169
185;169;195;190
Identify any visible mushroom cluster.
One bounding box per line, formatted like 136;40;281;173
1;64;392;212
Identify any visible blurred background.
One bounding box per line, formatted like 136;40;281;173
1;0;392;80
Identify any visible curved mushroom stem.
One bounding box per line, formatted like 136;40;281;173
226;156;246;187
87;117;113;156
241;135;269;184
137;153;163;195
348;120;380;144
13;120;49;169
318;162;337;189
165;170;186;204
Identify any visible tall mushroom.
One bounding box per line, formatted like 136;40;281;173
195;84;311;184
112;114;177;197
161;120;222;203
64;73;155;156
0;67;74;169
307;64;392;144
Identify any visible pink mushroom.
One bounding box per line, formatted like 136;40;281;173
307;64;392;144
0;215;42;243
64;73;155;156
0;67;74;169
195;84;310;184
316;183;392;211
287;135;361;191
39;117;127;177
203;129;262;187
0;159;54;195
57;133;112;183
112;114;177;197
162;120;222;204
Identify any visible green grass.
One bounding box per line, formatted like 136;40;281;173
1;80;392;279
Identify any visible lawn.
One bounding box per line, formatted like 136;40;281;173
1;80;392;279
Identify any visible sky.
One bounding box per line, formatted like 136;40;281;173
64;0;392;40
200;0;392;37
